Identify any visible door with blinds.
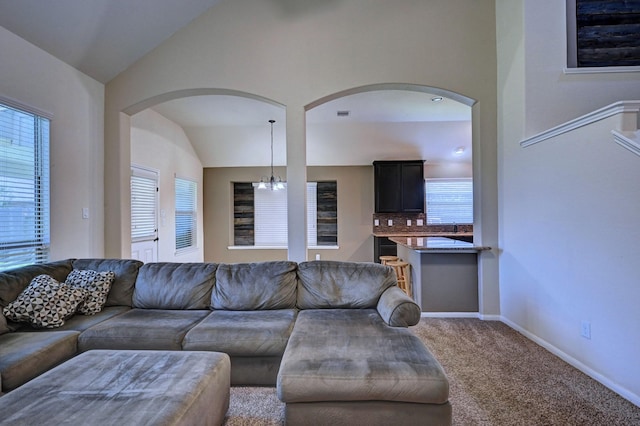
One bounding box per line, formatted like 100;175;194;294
131;166;158;262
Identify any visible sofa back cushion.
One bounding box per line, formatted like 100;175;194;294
0;259;74;308
133;263;217;309
72;259;143;307
212;261;298;310
297;261;396;309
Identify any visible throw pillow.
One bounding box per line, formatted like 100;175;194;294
2;274;87;328
65;269;115;315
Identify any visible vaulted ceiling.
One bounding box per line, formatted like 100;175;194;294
0;0;472;167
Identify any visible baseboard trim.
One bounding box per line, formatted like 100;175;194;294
500;316;640;408
420;312;481;319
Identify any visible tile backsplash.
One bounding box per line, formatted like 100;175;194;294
372;213;472;234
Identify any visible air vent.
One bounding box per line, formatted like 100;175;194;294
336;110;350;117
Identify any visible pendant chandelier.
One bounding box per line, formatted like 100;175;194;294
258;119;285;190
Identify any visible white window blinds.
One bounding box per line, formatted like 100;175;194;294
254;183;288;247
253;183;318;247
175;177;196;251
0;102;50;269
425;178;473;225
131;167;158;242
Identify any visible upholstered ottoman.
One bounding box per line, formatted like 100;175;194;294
277;309;452;426
0;349;230;425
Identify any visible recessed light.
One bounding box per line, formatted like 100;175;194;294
431;96;443;102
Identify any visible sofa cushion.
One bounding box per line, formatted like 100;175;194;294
0;330;79;391
297;261;396;309
277;309;449;405
0;259;74;307
72;259;143;307
65;269;115;315
183;309;297;356
78;308;210;351
19;306;130;333
133;263;217;310
212;261;298;310
3;275;87;329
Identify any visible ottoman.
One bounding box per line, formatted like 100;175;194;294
0;350;230;426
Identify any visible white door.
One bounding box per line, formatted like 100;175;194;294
131;166;158;262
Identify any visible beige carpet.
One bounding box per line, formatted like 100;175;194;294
224;318;640;425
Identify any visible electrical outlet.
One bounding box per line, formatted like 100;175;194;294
387;219;393;226
407;219;412;226
374;219;379;226
581;321;591;339
82;207;90;219
417;219;424;226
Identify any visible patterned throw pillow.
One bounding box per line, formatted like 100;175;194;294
65;269;115;315
2;275;87;328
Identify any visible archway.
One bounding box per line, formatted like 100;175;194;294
124;88;287;262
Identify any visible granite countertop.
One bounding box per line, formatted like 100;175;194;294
373;232;473;238
389;236;491;252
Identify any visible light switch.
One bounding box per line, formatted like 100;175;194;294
374;219;380;226
387;219;393;226
417;219;424;226
407;219;412;226
82;207;89;219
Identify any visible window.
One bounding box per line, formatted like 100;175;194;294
425;178;473;225
0;101;50;270
175;177;197;252
233;181;337;248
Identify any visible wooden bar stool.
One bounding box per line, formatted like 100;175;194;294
386;260;412;298
379;255;399;265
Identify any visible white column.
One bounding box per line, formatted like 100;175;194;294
286;106;307;262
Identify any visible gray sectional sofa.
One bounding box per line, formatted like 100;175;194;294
0;258;451;425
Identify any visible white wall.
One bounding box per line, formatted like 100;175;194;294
522;1;640;135
104;0;499;313
130;109;204;262
0;26;105;261
497;0;640;404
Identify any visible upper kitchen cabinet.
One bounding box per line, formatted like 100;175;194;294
374;160;425;213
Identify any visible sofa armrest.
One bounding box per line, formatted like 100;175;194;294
376;286;421;327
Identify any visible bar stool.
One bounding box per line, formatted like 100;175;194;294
387;260;412;298
379;255;399;265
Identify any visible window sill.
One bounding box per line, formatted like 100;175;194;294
563;66;640;75
175;246;198;256
227;245;340;250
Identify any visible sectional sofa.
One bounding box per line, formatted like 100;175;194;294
0;258;451;425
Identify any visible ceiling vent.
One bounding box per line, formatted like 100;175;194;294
336;110;350;117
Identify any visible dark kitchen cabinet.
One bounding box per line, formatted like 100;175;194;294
374;160;425;213
374;237;397;262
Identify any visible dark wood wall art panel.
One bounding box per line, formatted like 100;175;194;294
576;0;640;67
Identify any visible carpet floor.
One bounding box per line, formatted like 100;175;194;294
223;318;640;425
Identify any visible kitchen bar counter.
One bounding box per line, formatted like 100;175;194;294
391;237;491;313
373;232;473;238
389;236;490;253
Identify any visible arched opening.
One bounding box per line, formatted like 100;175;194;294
304;83;476;262
125;88;287;263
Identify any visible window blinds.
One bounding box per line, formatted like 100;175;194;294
425;178;473;225
253;183;318;247
0;103;50;269
131;167;158;242
175;177;196;251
